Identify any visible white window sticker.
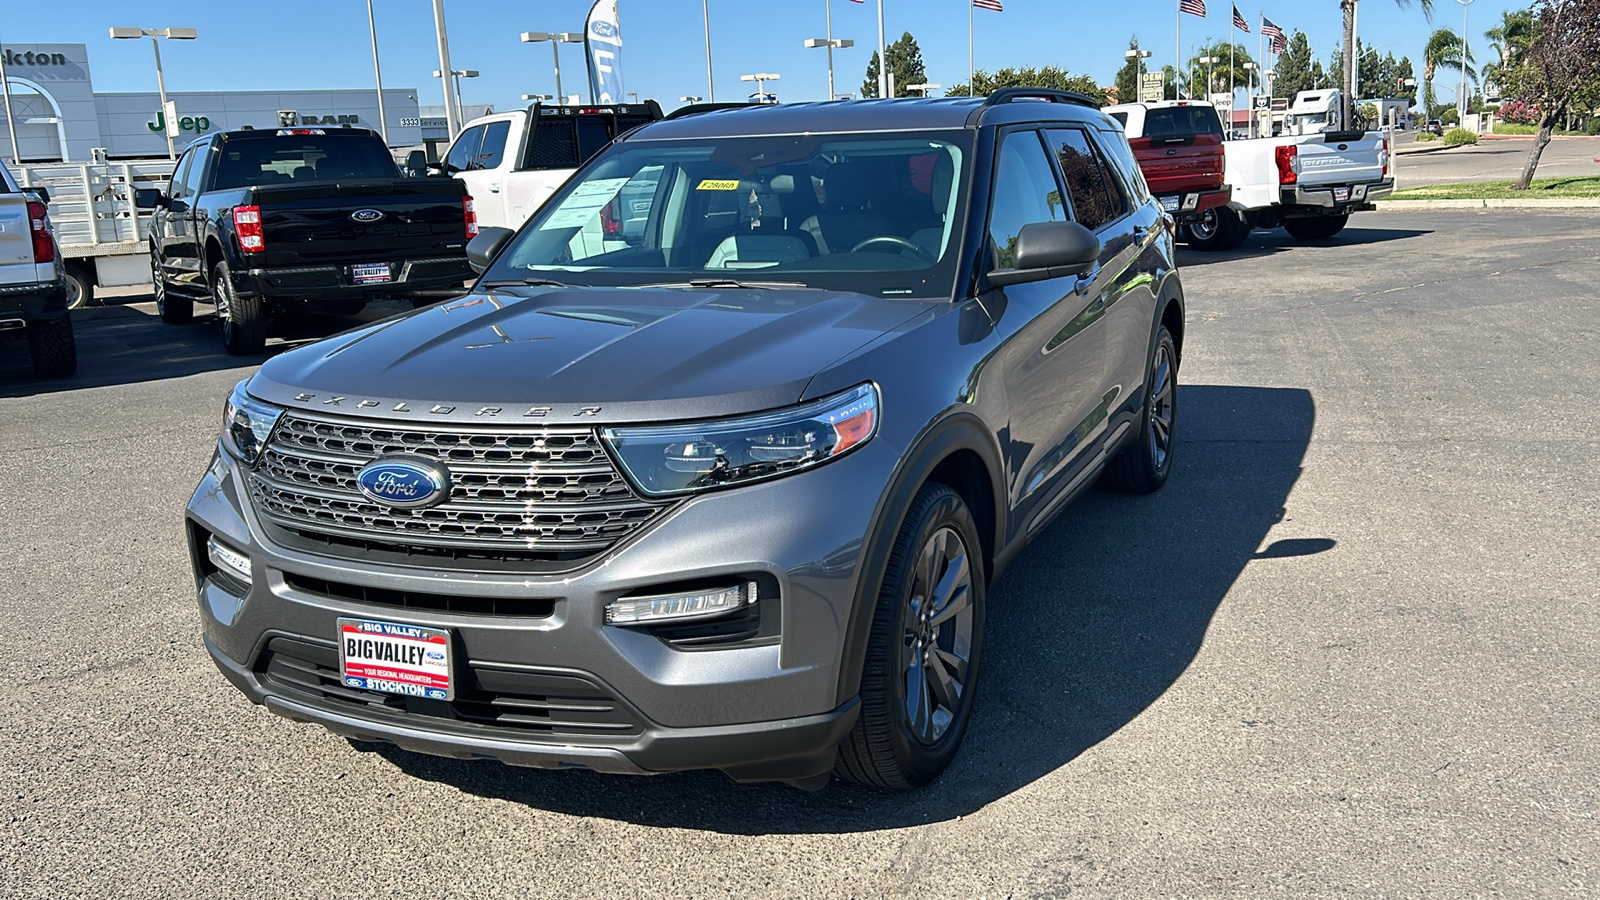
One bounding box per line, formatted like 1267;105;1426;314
540;177;630;229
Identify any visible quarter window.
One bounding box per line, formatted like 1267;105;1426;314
168;150;195;200
477;120;512;169
1045;129;1128;231
987;131;1066;269
183;145;209;196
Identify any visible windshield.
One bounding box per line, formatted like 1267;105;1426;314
484;130;973;299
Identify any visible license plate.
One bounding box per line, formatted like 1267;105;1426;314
1333;187;1351;202
352;262;392;285
337;617;452;700
1159;195;1181;212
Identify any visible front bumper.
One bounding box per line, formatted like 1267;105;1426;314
1281;178;1395;211
237;256;472;302
187;430;898;782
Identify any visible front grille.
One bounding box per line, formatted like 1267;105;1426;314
260;637;644;738
247;411;665;558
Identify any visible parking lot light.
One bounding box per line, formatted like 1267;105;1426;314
906;83;940;98
521;31;585;106
740;73;780;104
109;26;198;161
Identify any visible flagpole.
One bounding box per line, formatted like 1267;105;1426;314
969;1;975;95
1176;1;1182;99
876;0;887;98
1257;13;1264;137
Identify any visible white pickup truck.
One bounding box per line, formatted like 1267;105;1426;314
1186;91;1393;251
435;101;662;231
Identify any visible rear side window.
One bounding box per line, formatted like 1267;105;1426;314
1144;106;1223;138
1045;129;1128;231
1095;127;1153;205
445;125;485;172
213;136;400;188
1108;111;1129;127
477;120;512;169
168;150;196;199
987;130;1066;269
183;145;209;196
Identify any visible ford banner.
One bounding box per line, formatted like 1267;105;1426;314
584;0;625;104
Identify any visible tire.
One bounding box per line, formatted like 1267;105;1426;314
62;264;93;310
212;259;266;355
1283;214;1350;241
836;483;985;789
1101;325;1178;494
1182;206;1250;251
27;315;77;379
153;246;192;324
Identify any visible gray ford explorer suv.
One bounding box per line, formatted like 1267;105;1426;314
187;90;1186;790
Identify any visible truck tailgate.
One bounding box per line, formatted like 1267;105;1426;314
251;180;468;265
1293;134;1386;187
1129;134;1225;196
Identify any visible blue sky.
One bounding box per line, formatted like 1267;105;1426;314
4;0;1521;109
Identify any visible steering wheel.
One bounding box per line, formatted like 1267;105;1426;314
850;234;936;263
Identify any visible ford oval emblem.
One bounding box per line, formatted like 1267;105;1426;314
355;458;451;509
591;21;618;38
350;209;385;223
1337;143;1349;151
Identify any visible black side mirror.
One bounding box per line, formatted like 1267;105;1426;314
467;226;515;273
134;188;165;210
404;150;428;176
987;221;1101;287
26;187;50;205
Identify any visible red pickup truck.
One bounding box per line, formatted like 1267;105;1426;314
1103;100;1233;248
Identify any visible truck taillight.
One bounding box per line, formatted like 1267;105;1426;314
1274;145;1299;185
233;205;264;253
1381;137;1390;177
463;196;479;238
26;200;55;264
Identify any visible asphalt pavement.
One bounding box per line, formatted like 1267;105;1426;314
2;211;1597;898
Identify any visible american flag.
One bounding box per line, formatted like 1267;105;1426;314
973;0;1004;10
1180;0;1207;16
1232;4;1250;32
1262;16;1286;53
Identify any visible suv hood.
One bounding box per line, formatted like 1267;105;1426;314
249;285;937;423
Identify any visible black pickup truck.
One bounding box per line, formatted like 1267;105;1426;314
138;128;475;354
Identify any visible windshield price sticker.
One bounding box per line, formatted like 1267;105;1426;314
695;179;741;191
337;618;452;700
541;177;631;229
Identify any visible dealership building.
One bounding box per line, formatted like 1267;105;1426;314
1;42;423;162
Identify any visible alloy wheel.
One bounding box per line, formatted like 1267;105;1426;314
1189;209;1219;241
903;525;975;745
1148;340;1176;469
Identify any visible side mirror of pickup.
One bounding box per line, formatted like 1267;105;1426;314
404;150;429;177
467;227;515;274
986;221;1101;288
25;187;50;205
134;188;166;210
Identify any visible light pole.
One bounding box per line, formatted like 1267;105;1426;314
522;94;554;104
1199;56;1220;101
740;73;780;104
680;96;703;104
109;26;197;160
1455;0;1475;126
906;83;941;98
433;70;478;121
520;32;584;108
806;37;857;101
430;0;459;137
702;0;715;102
1126;49;1152;100
1243;62;1257;136
365;0;388;144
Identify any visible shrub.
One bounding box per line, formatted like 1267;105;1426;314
1588;118;1600;136
1494;123;1540;135
1416;131;1439;142
1442;128;1480;146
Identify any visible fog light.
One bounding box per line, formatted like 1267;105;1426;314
606;582;757;625
207;536;253;587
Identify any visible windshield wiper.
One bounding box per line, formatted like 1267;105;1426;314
480;277;579;289
635;278;818;290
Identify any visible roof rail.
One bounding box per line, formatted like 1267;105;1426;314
663;101;765;121
982;87;1102;110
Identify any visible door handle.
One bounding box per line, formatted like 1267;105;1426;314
489;184;502;193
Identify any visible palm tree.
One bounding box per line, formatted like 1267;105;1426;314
1341;0;1433;128
1423;27;1476;120
1484;9;1534;68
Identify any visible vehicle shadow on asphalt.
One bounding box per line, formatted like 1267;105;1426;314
1175;226;1431;268
370;383;1324;834
0;301;413;398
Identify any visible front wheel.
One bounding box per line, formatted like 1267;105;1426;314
1101;325;1178;494
213;260;266;355
62;264;93;310
153;247;192;324
1283;214;1350;241
836;483;985;789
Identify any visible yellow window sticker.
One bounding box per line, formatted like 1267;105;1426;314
696;179;741;191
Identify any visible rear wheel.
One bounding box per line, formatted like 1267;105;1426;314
213;260;266;355
1283;214;1350;241
62;264;93;310
27;315;77;379
836;483;985;789
153;245;192;324
1102;325;1177;494
1183;206;1250;251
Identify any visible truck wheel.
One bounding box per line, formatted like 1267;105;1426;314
63;264;93;310
213;260;266;355
1283;214;1350;241
1101;325;1178;494
836;483;985;789
153;246;192;324
1183;207;1250;251
27;315;77;379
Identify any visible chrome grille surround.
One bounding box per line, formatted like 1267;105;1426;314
247;411;664;553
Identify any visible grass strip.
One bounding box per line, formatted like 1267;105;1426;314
1390;176;1600;200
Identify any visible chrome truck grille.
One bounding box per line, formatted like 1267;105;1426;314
247;411;663;555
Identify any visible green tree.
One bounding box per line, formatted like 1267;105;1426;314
1423;27;1476;122
1184;40;1255;98
1115;36;1143;104
1340;0;1434;128
1482;8;1535;97
861;31;928;98
946;66;1108;105
1274;31;1316;100
1161;65;1190;100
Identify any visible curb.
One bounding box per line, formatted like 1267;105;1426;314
1375;198;1600;210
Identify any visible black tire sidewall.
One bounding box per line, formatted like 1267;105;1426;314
1139;328;1179;485
213;260;264;354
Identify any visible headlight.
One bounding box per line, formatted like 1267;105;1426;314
221;382;283;466
602;383;878;497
